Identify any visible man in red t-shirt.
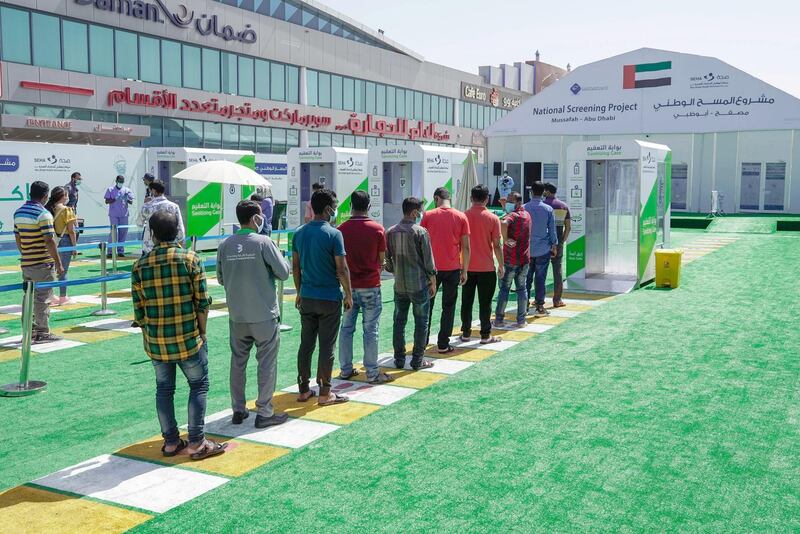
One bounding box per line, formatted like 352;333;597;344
421;187;470;353
460;184;503;344
337;190;393;384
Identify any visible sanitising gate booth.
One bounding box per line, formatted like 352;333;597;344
566;140;671;293
369;145;470;226
286;147;369;228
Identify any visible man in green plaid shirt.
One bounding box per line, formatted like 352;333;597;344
132;211;225;461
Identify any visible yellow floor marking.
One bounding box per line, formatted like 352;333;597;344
347;365;448;389
0;485;152;534
53;326;129;344
116;434;289;478
56;302;95;312
106;290;132;298
430;347;497;362
0;265;20;272
490;330;536;342
263;392;380;425
0;347;22;363
0;313;18;322
527;316;568;325
556;292;611;301
558;303;593;312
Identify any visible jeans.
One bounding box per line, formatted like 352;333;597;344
57;234;74;298
109;215;128;254
20;263;56;335
427;269;460;350
393;290;431;361
495;263;529;324
297;297;342;396
460;271;497;339
339;287;382;380
551;243;564;302
152;343;209;445
229;319;280;418
525;254;552;307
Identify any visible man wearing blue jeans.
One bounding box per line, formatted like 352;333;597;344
337;191;393;384
386;197;437;370
524;182;558;317
494;192;532;327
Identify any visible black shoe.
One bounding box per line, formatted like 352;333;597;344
231;411;250;425
393;357;406;369
33;333;63;344
118;253;126;258
255;413;289;428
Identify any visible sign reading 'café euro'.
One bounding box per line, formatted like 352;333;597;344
74;0;257;43
485;48;800;136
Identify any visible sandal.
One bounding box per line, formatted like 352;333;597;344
318;393;349;406
337;369;360;380
297;390;317;402
459;335;471;342
189;439;227;461
411;359;434;370
368;372;395;384
161;438;188;457
480;336;502;345
437;345;455;354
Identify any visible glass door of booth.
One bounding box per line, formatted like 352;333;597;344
504;162;522;198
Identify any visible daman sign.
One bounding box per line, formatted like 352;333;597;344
74;0;257;43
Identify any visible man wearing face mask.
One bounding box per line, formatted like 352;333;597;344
494;191;532;328
385;197;437;370
104;175;135;258
65;172;81;212
292;188;353;406
138;180;185;255
217;200;291;428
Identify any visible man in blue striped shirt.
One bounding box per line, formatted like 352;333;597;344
523;182;558;317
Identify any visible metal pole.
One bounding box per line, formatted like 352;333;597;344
278;250;292;332
0;280;47;396
92;242;117;316
190;235;197;252
111;224;118;273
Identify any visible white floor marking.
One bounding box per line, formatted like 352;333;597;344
547;308;583;318
447;337;518;352
33;454;228;514
71;294;129;305
207;309;229;319
376;354;474;375
79;318;141;334
283;379;418;406
0;304;63;315
203;410;340;449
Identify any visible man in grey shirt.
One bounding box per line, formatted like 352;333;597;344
217;200;290;428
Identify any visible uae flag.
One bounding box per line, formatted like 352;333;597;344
623;61;672;89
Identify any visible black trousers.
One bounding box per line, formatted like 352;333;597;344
460;271;497;339
427;269;461;350
297;297;341;396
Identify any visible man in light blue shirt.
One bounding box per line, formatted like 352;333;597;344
523;182;558;317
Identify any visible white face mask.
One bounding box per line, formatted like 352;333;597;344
115;182;123;189
254;215;265;234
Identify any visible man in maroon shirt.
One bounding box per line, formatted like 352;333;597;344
337;190;394;384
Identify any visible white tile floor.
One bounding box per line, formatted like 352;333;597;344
203;410;340;449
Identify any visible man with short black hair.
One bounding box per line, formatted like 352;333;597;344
304;182;324;223
14;181;65;343
386;197;437;370
293;188;353;405
217;200;290;428
543;182;571;308
421;187;470;354
142;173;155;204
137;179;185;255
494;191;531;328
104;175;135;257
132;211;224;461
65;172;81;211
337;190;392;383
460;184;503;344
524;182;558;317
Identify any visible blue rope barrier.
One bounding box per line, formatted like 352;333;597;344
36;273;131;290
0;281;24;292
106;240;144;248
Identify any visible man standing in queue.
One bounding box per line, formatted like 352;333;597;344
543;182;572;308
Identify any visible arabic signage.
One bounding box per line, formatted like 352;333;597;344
0;156;20;172
1;114;150;139
335;113;450;142
106;88;331;128
255;155;288;201
74;0;257;43
485;49;800;136
460;82;522;110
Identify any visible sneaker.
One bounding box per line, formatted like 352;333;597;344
491;319;506;328
255;413;289;428
33;333;63;344
231;411;249;425
533;306;550;317
515;319;527;328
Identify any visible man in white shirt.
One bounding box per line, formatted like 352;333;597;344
138;180;185;255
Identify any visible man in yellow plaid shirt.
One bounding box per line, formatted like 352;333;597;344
132;211;225;461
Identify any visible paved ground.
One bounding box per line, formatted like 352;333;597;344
0;226;796;532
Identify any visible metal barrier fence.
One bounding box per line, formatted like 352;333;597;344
0;226;296;397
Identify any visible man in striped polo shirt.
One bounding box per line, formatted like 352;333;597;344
14;181;65;343
493;192;532;328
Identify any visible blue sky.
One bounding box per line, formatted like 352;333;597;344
321;0;800;97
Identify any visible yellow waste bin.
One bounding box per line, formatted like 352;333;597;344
655;249;683;288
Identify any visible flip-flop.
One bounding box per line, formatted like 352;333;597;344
297;390;317;402
553;301;567;308
369;372;395;384
480;336;502;345
337;369;360;379
437;345;455;354
189;440;227;461
318;393;349;406
411;359;434;370
161;438;188;457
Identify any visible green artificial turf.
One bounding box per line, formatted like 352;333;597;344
1;229;798;531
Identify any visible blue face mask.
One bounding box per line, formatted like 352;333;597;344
504;203;515;214
415;212;422;224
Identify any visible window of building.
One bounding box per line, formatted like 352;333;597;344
307;131;319;147
142;117;163;147
161;40;182;87
354;80;365;112
32;13;61;69
286;129;299;149
256;127;271;152
270;63;285;101
376;84;386;116
1;7;31;64
184;120;203;147
62;20;88;73
318;72;331;108
201;48;220;92
413;91;423;120
386;86;396;117
284;2;301;24
222;123;239;148
114;30;138;79
239;125;256;151
396;88;405;118
204;122;222;149
331;75;343;110
319;132;331;147
163;118;184;147
255;59;270;100
287;66;300;103
356;136;367;149
272;129;286;153
430;95;439;124
405;90;413;120
139;36;160;83
343;77;354;111
439;97;447;124
307;70;318;106
222;52;237;94
182;45;202;89
89;25;114;76
269;0;284;18
422;93;431;122
238;56;254;97
365;82;376;114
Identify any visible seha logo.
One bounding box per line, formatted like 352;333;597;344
642;152;654;165
570;83;582;95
